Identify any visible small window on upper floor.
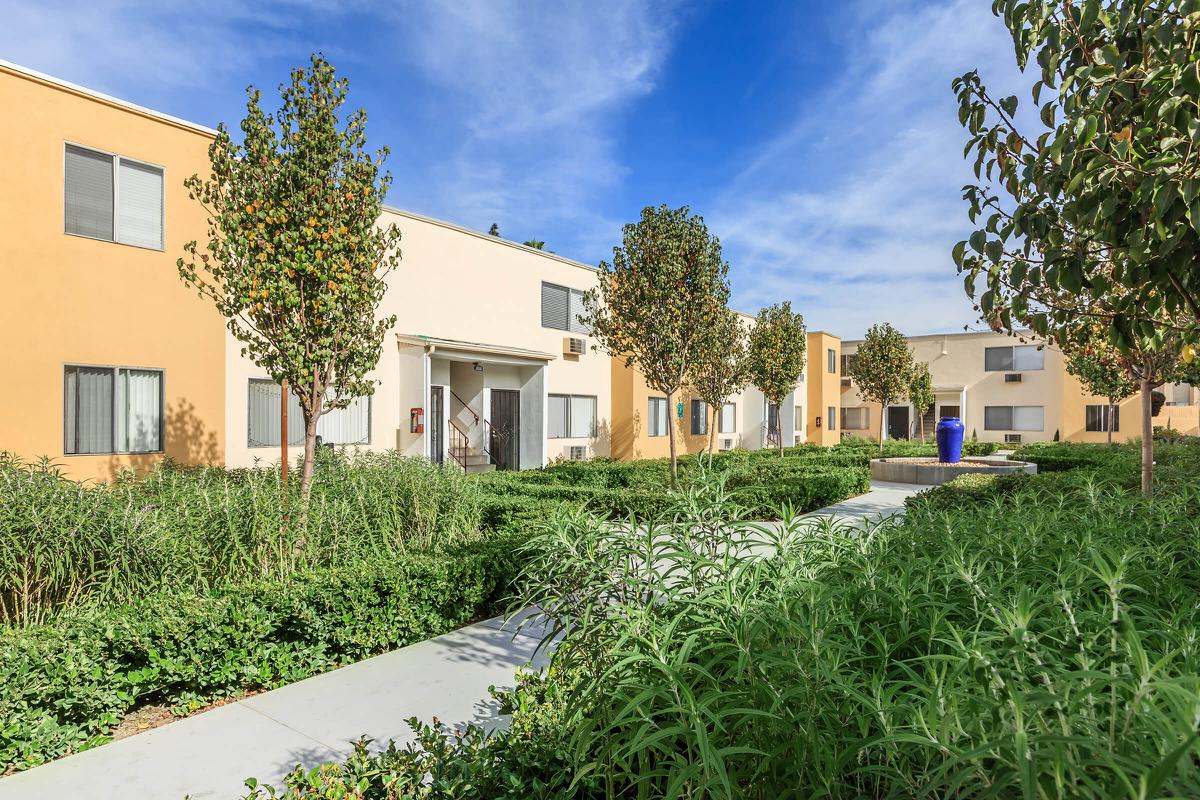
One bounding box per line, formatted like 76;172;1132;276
827;349;837;373
984;344;1043;371
540;282;590;334
64;143;164;249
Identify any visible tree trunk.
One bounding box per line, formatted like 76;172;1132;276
879;402;886;453
1140;378;1153;497
708;406;717;454
666;389;678;489
777;398;784;457
1106;401;1114;446
298;410;319;530
919;413;925;443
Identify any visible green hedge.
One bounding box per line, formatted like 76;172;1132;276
1014;442;1137;473
0;532;524;773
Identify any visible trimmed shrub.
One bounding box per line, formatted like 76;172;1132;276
0;533;523;773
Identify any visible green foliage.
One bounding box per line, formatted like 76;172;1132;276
266;443;1200;797
686;306;749;451
1066;339;1138;404
952;2;1200;342
177;54;400;507
522;239;545;249
847;323;913;446
908;361;935;439
0;534;521;773
0;451;482;625
744;302;807;454
582;205;732;484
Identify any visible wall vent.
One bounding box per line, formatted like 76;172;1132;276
564;337;586;355
1004;373;1022;383
567;445;588;461
1004;433;1023;444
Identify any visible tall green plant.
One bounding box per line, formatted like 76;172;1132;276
847;323;913;451
745;302;807;456
177;55;400;525
582;205;731;487
686;307;748;453
908;362;935;441
1064;337;1137;445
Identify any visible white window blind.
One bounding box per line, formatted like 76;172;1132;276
118;368;162;452
828;406;837;431
547;395;569;439
985;405;1044;431
65;144;114;240
541;283;569;329
794;406;803;431
117;160;164;249
248;381;371;447
65;365;162;454
648;397;668;437
1013;405;1044;431
568;395;595;437
719;402;736;433
568;289;590;334
1012;345;1044;371
842;407;869;430
65;366;114;454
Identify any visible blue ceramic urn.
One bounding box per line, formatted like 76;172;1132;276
936;417;965;463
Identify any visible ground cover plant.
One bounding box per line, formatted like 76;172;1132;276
249;442;1200;799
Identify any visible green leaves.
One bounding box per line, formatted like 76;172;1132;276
745;302;807;412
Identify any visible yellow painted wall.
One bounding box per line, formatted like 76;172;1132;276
0;65;225;481
805;332;842;446
609;362;720;461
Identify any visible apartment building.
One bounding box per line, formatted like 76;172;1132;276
839;330;1200;445
0;61;226;482
610;330;843;459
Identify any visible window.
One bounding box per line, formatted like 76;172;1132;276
984;405;1044;431
842;407;869;430
1167;383;1193;406
984;345;1043;371
65;143;164;249
690;399;708;436
64;365;162;454
840;353;858;375
939;404;961;419
648;397;668;437
247;380;370;447
719;402;736;433
794;405;803;431
1085;404;1120;432
548;394;596;438
540;282;589;333
828;406;837;431
828;348;837;373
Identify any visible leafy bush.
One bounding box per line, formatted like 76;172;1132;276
254;443;1200;798
0;451;482;624
0;532;522;773
1015;441;1137;473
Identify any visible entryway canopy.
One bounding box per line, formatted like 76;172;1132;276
395;333;558;366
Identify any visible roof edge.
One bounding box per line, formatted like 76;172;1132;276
0;59;218;137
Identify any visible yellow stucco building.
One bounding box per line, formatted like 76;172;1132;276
0;61;226;481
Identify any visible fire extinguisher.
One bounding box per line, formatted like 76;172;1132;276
410;407;425;434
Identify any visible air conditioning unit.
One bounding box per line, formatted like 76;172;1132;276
566;445;588;461
718;437;735;451
1004;433;1022;444
1004;373;1022;383
564;337;586;355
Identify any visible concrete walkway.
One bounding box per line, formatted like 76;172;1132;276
0;481;920;800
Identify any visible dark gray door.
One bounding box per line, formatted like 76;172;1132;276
430;386;444;465
490;389;520;470
887;405;910;441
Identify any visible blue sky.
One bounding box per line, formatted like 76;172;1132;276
1;0;1027;339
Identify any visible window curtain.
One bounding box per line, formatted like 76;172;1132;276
547;395;569;438
117;160;164;248
65;366;114;454
248;380;304;447
568;396;595;437
318;396;370;444
1012;346;1044;371
119;369;162;452
1013;406;1044;431
65;145;114;240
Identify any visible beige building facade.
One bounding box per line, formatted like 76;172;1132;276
839;330;1199;445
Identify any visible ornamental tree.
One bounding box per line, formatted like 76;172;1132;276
908;362;935;442
952;2;1200;347
177;55;400;523
1063;338;1137;445
848;323;914;451
582;205;730;487
687;307;749;454
745;302;807;457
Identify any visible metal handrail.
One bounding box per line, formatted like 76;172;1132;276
447;419;469;468
449;388;502;461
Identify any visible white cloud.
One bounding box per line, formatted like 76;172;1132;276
713;0;1028;340
385;0;681;251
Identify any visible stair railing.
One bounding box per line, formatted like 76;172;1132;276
449;388;502;463
447;420;469;469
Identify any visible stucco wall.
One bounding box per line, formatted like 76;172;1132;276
223;207;612;468
0;65;225;481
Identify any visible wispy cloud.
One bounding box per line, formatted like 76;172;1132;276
713;0;1027;339
385;0;682;253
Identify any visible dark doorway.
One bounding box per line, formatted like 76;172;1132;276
887;405;910;441
490;389;520;470
429;386;444;465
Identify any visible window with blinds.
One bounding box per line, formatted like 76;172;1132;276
64;365;162;454
690;399;708;436
984;405;1044;431
540;282;590;333
719;402;736;433
64;143;163;249
841;407;869;430
547;394;596;438
648;397;668;437
984;345;1043;371
247;380;370;447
